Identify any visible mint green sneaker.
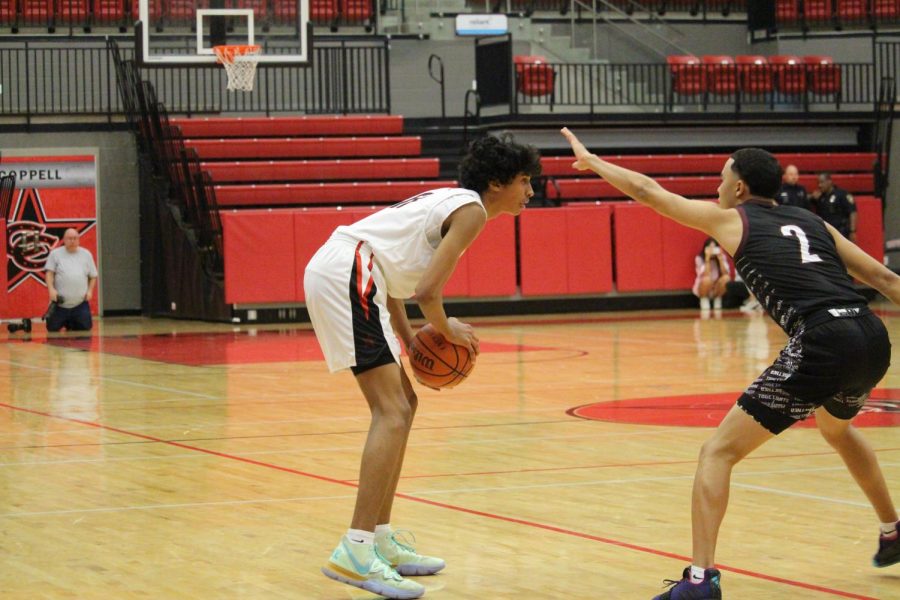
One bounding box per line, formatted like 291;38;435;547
376;530;446;576
321;536;425;599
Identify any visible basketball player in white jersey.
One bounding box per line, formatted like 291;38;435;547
306;134;541;599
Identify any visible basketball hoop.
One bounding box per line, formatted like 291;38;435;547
213;44;261;92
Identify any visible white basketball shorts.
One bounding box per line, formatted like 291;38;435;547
304;233;401;374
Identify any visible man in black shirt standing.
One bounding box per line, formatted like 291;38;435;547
561;127;900;600
812;171;857;242
776;164;811;210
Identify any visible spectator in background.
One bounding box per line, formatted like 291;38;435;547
45;228;97;332
812;172;857;242
693;238;732;312
776;164;811;210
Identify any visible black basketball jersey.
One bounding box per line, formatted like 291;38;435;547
734;199;867;336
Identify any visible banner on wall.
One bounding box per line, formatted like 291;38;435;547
0;155;98;319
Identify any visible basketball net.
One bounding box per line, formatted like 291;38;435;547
213;45;261;92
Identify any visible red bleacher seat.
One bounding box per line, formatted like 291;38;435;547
170;115;404;137
341;0;370;22
185;136;421;160
23;0;53;23
56;0;88;21
514;55;556;99
702;55;737;96
803;0;832;22
94;0;125;21
167;0;194;21
736;55;773;94
776;0;800;20
874;0;898;18
769;55;807;94
311;0;337;20
804;55;841;96
202;158;440;183
214;180;457;207
667;55;706;106
0;0;17;22
272;0;295;21
837;0;867;20
131;0;162;19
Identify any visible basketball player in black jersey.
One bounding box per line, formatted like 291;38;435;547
561;128;900;599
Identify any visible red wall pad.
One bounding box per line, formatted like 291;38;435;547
661;218;713;290
294;208;376;302
797;173;874;194
613;204;666;292
444;217;517;298
774;153;876;173
222;211;299;304
854;197;885;263
171;116;404;138
519;205;612;296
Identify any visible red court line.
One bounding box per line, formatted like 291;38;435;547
0;401;878;600
390;447;900;481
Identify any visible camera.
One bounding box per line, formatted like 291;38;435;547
7;319;32;334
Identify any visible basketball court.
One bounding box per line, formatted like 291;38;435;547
0;306;897;598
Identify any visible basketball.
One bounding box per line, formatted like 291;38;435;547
408;323;475;389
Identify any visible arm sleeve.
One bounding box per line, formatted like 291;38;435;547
45;251;58;272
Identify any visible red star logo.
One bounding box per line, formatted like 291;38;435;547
6;188;96;292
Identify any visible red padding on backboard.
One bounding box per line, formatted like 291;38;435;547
613;203;665;292
222;211;297;304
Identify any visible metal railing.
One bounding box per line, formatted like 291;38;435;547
0;37;391;120
513;61;878;115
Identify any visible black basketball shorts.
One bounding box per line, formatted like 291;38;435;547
737;312;891;435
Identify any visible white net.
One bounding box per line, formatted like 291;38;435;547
213;45;261;92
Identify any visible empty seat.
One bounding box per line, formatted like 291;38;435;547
185;136;422;160
23;0;54;24
0;0;18;23
735;55;772;94
56;0;88;22
514;55;556;100
341;0;370;22
131;0;163;20
804;55;841;98
702;55;737;96
837;0;867;20
667;55;706;107
776;0;800;21
769;55;807;94
874;0;898;19
311;0;337;21
94;0;125;21
802;0;833;23
170;115;404;137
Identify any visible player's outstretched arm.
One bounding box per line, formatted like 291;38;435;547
827;222;900;305
560;127;739;248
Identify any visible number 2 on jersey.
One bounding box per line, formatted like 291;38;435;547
780;225;823;264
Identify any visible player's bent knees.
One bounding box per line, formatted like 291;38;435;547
697;437;744;466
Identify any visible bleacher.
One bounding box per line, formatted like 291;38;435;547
0;0;373;31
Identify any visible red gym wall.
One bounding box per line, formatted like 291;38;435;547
220;199;885;305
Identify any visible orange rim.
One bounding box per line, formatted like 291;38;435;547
212;44;261;64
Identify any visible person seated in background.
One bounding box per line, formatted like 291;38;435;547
693;238;732;311
776;164;811;210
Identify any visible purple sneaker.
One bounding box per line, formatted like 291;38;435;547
652;567;722;600
874;525;900;568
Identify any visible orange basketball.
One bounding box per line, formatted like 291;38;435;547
408;323;475;389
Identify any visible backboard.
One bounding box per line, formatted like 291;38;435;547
137;0;310;65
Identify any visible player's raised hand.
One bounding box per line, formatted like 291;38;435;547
561;127;594;171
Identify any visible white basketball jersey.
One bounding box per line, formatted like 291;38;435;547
335;187;485;298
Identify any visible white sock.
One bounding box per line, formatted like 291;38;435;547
700;297;711;311
881;521;898;537
346;528;375;545
713;296;722;310
689;565;706;584
374;524;392;536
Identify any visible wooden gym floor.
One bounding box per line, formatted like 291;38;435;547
0;306;898;599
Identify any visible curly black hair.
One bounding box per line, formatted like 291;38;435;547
458;133;542;193
730;148;782;199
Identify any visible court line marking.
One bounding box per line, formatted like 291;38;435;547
731;483;870;508
0;401;877;600
0;359;219;399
